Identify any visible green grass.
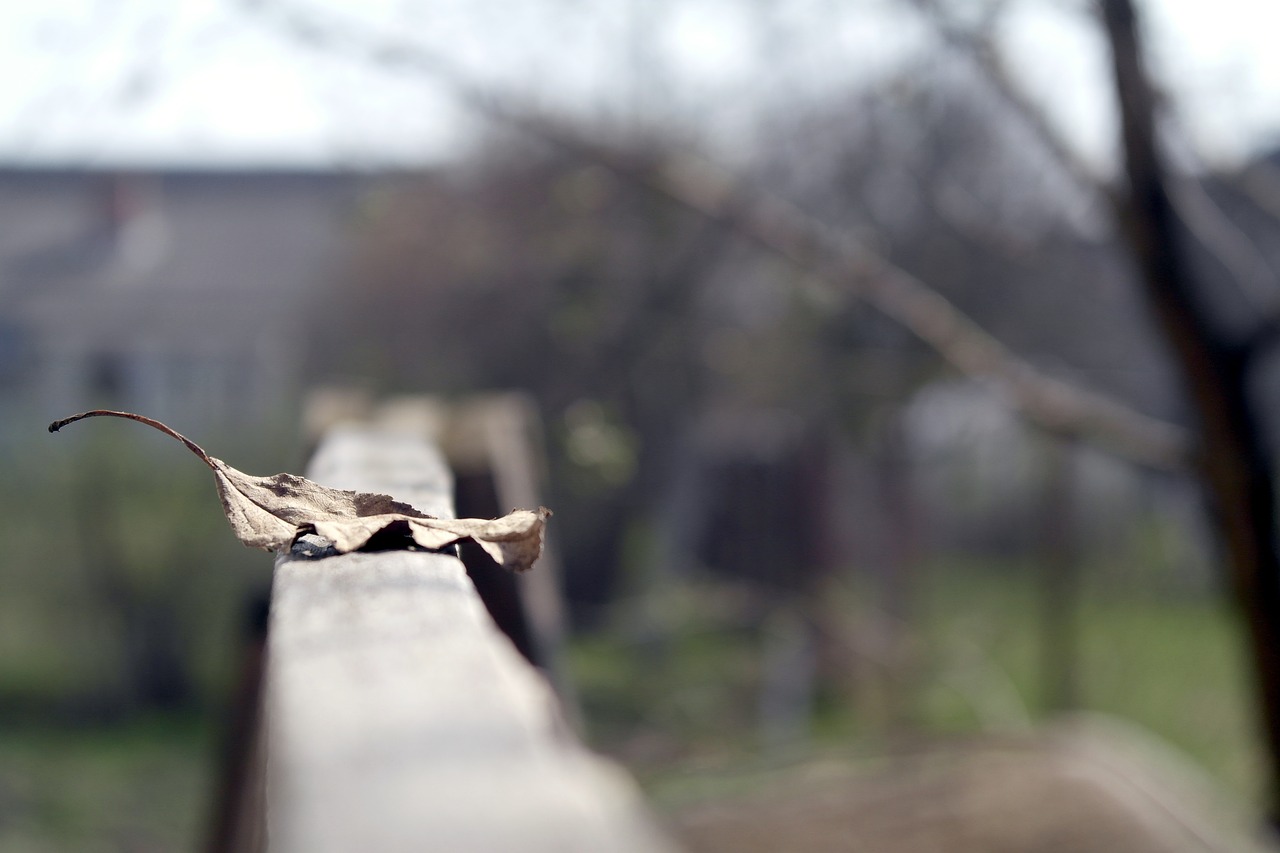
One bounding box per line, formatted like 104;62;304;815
1074;588;1257;792
0;717;215;853
568;560;1263;805
914;561;1258;796
0;560;1259;846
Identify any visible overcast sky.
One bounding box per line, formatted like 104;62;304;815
0;0;1276;171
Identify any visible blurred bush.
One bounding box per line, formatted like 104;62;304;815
0;425;276;720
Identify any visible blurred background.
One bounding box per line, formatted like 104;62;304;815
3;0;1280;849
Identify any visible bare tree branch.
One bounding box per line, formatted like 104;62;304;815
923;0;1280;812
911;0;1280;347
655;156;1188;468
1101;0;1280;820
906;0;1107;197
1237;159;1280;222
1170;176;1280;316
248;0;1189;470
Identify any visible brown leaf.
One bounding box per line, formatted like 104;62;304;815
48;410;550;572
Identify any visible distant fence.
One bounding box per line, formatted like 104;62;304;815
212;396;672;852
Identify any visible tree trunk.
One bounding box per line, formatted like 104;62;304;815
1100;0;1280;820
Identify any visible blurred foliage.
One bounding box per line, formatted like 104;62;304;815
0;424;286;850
568;552;1258;804
0;425;276;717
0;546;1252;850
0;716;211;852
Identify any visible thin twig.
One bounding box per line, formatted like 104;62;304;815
910;0;1280;348
249;0;1190;470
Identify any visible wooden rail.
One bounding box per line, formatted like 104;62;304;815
219;412;672;852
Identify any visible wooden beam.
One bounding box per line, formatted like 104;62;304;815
262;425;672;852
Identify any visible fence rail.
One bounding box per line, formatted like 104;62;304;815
218;405;671;852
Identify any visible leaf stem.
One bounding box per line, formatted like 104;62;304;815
48;410;214;468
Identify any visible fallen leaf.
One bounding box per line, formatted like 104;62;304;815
48;410;549;572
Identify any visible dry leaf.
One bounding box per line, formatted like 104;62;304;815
48;410;549;572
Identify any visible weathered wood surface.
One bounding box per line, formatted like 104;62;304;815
264;425;672;852
305;392;576;705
